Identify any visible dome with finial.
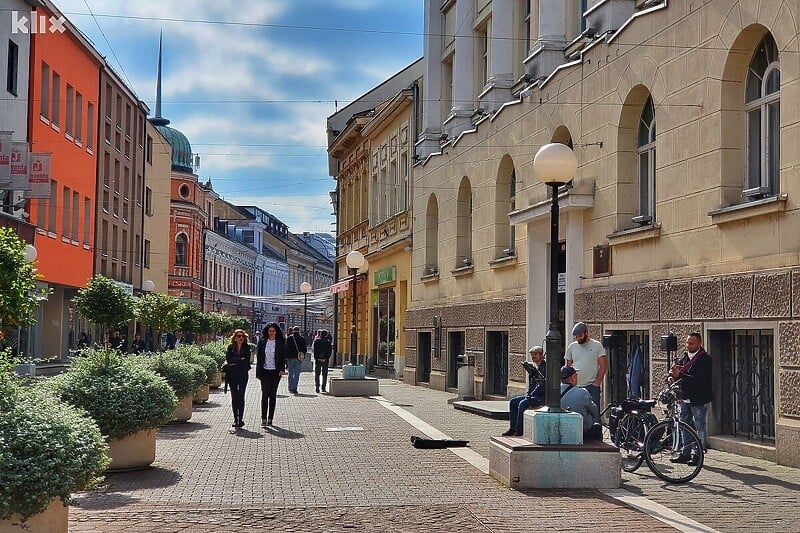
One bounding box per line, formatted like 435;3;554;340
149;33;194;174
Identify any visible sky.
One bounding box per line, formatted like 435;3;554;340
53;0;423;235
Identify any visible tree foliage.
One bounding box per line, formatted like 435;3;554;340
0;228;46;328
72;275;134;332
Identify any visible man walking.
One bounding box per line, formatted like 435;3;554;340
286;326;307;394
565;322;606;409
671;331;713;462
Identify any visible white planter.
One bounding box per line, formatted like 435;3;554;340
106;429;157;472
0;498;68;533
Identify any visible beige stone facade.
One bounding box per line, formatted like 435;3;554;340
408;0;800;465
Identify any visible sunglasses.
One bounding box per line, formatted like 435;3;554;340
235;334;244;338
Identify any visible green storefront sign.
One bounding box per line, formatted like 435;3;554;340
374;266;396;286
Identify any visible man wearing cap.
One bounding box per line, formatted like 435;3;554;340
501;346;546;437
560;365;602;440
565;322;606;410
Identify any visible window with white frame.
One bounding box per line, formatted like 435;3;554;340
176;233;188;266
635;96;656;224
479;25;489;86
745;34;780;198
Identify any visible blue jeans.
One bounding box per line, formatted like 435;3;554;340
508;395;531;433
286;357;301;392
583;384;601;410
680;401;709;450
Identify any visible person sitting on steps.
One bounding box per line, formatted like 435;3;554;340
560;365;603;441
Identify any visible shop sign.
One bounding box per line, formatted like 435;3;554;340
374;266;396;286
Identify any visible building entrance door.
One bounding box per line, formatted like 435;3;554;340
417;332;431;383
448;331;464;389
486;331;509;397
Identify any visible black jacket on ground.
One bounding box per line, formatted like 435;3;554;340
677;348;713;406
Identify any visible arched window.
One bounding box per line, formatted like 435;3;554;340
456;177;472;266
745;34;780;197
425;194;439;275
175;233;188;266
635;96;656;224
494;155;516;257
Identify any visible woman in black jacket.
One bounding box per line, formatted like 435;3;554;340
225;329;252;428
256;322;287;428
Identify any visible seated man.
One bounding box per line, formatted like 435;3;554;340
560;365;603;441
502;346;546;437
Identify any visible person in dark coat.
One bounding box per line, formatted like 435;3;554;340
225;329;252;428
502;346;546;436
313;330;333;393
256;322;287;428
285;326;306;394
671;331;713;461
131;333;147;354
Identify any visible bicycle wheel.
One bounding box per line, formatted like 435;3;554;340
643;420;703;483
615;413;645;472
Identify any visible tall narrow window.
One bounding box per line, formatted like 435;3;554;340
65;84;74;137
144;239;151;268
479;26;489;85
176;233;188;266
87;102;95;150
425;195;439;275
83;197;91;245
40;62;50;118
456;177;473;266
635;96;656;224
745;34;780;198
7;40;18;95
51;72;60;126
48;179;57;233
62;186;71;238
523;0;531;57
72;191;79;240
75;93;83;143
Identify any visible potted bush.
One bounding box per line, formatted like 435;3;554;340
140;352;205;422
198;342;226;389
0;355;109;530
49;349;177;472
72;275;134;349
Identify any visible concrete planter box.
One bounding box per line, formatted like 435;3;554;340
173;394;193;422
0;498;68;533
106;429;156;472
193;384;210;404
209;371;222;389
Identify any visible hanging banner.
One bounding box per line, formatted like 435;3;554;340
328;279;351;295
27;152;51;199
10;142;30;190
0;131;12;185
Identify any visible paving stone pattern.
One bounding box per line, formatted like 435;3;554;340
68;371;799;532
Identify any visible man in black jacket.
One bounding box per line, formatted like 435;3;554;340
313;330;333;393
286;326;307;394
670;331;713;462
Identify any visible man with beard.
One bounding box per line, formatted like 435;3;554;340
565;322;606;409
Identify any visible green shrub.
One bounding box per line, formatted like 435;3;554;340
198;341;227;370
141;352;206;397
181;348;218;384
49;349;177;440
0;362;109;521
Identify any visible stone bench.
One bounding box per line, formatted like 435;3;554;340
489;436;621;489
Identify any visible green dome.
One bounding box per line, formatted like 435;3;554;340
152;119;193;173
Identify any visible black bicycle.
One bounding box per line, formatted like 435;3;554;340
603;397;658;472
641;380;704;483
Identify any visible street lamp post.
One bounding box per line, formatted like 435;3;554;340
300;281;312;339
345;250;368;372
533;143;578;412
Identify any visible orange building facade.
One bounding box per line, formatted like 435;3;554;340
28;3;101;359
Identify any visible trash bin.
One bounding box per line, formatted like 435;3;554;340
456;354;474;400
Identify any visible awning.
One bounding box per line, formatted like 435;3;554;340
328;279;351;294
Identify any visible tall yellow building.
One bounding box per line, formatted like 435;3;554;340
406;0;800;466
328;60;422;378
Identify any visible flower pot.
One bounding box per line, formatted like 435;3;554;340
210;371;222;389
0;498;68;533
106;429;156;472
193;384;210;404
173;394;193;422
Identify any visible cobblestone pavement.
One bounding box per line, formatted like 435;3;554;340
67;371;799;532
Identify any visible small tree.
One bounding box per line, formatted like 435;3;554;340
0;228;45;329
72;275;134;346
134;292;180;352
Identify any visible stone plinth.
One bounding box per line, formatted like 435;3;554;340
526;410;584;444
489;436;621;489
328;377;379;397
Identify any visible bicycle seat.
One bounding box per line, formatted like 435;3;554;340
620;399;657;412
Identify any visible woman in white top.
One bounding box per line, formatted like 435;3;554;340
256;322;287;428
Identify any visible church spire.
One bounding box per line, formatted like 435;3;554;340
151;30;169;126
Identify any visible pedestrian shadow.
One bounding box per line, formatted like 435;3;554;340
192;401;223;410
70;491;140;511
264;425;304;439
294;393;316;398
232;428;263;439
700;464;800;492
157;422;212;439
277;394;290;398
